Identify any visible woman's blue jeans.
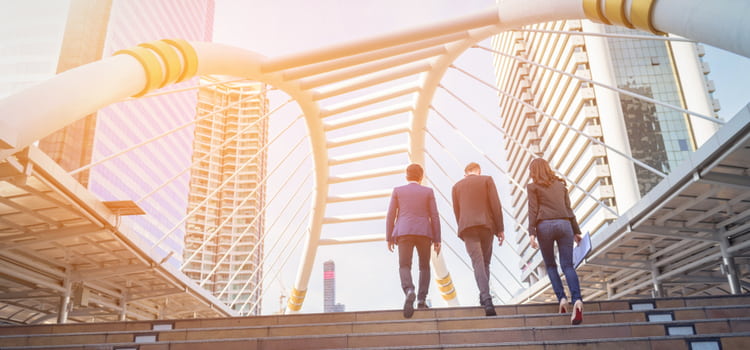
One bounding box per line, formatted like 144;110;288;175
537;219;582;303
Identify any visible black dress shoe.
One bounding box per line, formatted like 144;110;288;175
417;301;429;309
403;289;416;318
481;298;496;317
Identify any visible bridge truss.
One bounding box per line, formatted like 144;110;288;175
0;0;749;323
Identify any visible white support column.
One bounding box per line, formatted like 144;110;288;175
649;245;663;298
719;234;742;295
119;291;129;321
668;38;721;147
57;273;72;324
650;262;663;298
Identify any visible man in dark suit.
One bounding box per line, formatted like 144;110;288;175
386;163;441;318
451;162;504;316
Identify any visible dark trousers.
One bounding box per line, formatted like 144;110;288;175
397;235;432;301
538;219;582;303
462;226;494;303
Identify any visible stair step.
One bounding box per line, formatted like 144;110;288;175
1;322;748;349
2;311;749;347
2;295;749;349
3;295;750;336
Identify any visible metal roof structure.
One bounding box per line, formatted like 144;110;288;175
0;0;748;322
517;105;750;303
0;147;233;323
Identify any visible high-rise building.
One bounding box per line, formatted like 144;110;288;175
37;0;113;186
0;1;71;99
323;260;345;313
34;0;216;263
182;77;269;315
490;19;719;286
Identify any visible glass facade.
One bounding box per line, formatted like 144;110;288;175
89;0;215;263
491;19;715;292
0;1;70;99
606;26;694;195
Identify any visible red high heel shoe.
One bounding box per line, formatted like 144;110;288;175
559;298;568;314
571;300;583;325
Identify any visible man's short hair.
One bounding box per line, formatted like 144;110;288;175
406;163;424;182
464;162;481;174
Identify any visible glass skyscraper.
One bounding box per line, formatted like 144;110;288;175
0;1;70;99
490;19;719;290
35;0;216;265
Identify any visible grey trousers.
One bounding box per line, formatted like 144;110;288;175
397;235;432;301
462;226;494;303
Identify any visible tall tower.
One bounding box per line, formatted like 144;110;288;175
323;260;345;313
37;0;113;186
490;19;719;287
182;77;269;315
0;1;72;99
35;0;216;264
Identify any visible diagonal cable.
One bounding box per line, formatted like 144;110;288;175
179;118;305;266
437;84;620;217
228;180;312;308
136;99;294;204
511;28;696;42
241;217;309;314
151;112;303;252
234;205;311;311
474;44;723;125
213;156;312;294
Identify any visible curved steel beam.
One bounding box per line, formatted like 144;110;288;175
0;0;748;315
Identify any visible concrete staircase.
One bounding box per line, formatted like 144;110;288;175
1;294;749;349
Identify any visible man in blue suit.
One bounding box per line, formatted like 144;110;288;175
386;163;441;318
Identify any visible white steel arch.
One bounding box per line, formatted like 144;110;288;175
0;0;748;314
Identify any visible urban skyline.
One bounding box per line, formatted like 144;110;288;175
0;0;748;318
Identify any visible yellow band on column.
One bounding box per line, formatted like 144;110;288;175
441;289;457;301
286;288;306;311
604;0;635;29
438;283;454;293
582;0;611;25
139;40;182;87
630;0;664;35
436;273;452;286
435;274;457;301
114;47;164;97
163;38;199;83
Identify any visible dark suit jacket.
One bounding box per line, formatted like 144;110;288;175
386;183;441;244
527;181;582;237
451;174;504;238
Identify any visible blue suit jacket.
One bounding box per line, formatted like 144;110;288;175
386;183;441;244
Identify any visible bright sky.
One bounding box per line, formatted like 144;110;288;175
214;0;506;315
212;0;750;315
2;0;748;316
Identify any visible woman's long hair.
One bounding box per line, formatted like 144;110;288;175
529;158;564;187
